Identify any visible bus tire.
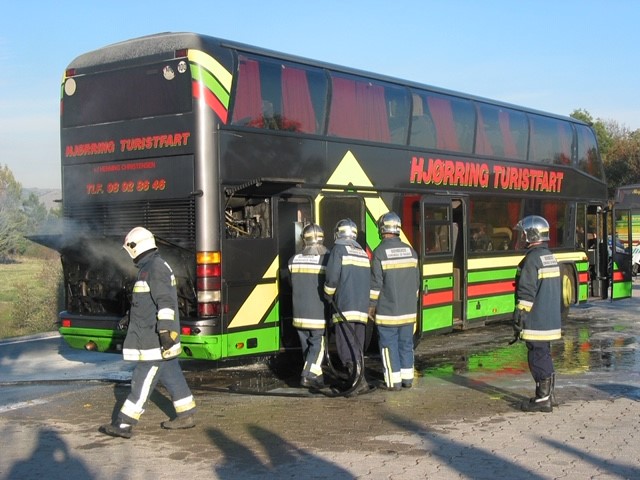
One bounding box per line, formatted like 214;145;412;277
560;264;576;322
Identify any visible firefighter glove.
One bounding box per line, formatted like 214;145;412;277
513;309;527;336
118;314;130;330
159;330;178;352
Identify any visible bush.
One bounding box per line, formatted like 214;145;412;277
10;259;63;335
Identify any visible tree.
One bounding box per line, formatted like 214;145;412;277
570;109;640;196
0;165;28;262
0;164;54;262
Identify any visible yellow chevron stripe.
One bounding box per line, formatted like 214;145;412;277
188;49;232;92
315;150;409;244
228;256;279;328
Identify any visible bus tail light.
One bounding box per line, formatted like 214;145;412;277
197;251;223;318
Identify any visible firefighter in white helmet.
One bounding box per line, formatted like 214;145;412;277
99;227;196;438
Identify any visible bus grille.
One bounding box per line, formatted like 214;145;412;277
63;198;196;248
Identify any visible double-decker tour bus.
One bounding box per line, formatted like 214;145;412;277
39;32;630;362
614;184;640;275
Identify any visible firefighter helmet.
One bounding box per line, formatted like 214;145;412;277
123;226;157;259
334;218;358;240
302;223;324;246
514;215;550;245
377;212;402;236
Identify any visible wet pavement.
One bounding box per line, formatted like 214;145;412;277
1;284;640;479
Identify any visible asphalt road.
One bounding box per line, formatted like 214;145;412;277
1;287;639;479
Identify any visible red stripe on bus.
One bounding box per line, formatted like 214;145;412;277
578;272;589;284
467;280;515;298
423;290;453;307
193;81;228;123
612;271;625;282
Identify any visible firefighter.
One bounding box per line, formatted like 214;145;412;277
369;212;420;390
323;218;371;394
513;215;562;413
288;223;330;389
99;227;196;438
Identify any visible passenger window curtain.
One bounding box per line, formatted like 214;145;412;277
426;96;460;151
328;77;390;142
232;58;262;124
499;111;518;158
475;112;493;155
557;123;571;165
543;203;558;245
281;67;316;133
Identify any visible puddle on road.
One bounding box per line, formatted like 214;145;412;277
415;309;640;379
184;301;640;394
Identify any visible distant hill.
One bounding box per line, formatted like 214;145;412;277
23;188;62;211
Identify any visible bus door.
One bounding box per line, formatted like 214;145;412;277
610;206;633;299
420;197;463;334
276;195;314;350
587;205;608;298
221;178;302;359
316;194;371;345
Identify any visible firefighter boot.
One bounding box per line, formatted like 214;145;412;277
99;422;133;439
550;373;559;407
521;377;553;413
161;414;196;430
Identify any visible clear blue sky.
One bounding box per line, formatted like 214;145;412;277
2;0;638;189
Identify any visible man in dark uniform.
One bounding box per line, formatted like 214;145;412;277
100;226;196;438
369;212;420;391
288;223;330;389
323;218;371;393
513;215;562;413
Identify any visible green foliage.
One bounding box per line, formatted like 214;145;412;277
571;109;640;195
0;164;58;262
0;257;63;338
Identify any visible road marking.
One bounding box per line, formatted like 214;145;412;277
0;398;50;413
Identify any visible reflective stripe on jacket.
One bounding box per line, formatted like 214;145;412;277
370;236;419;326
515;243;562;341
324;239;370;324
123;251;182;361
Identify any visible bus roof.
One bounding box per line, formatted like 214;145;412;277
68;32;588;127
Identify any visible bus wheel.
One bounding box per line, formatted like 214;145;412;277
561;264;575;322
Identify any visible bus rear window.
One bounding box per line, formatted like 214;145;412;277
62;60;192;127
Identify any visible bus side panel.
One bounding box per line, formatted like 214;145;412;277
575;260;590;302
611;260;633;299
466;266;517;323
421;274;454;333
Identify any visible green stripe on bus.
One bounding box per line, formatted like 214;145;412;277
190;63;230;107
466;293;515;320
612;281;632;299
225;326;280;358
578;283;588;302
365;210;380;251
423;276;453;289
467;268;517;283
421;305;453;332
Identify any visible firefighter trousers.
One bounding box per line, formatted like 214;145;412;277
118;358;196;425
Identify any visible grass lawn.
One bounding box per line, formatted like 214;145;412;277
0;256;62;339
